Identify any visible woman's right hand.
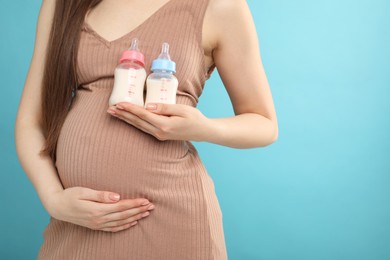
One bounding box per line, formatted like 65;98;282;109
46;187;155;232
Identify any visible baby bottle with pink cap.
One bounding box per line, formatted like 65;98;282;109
109;38;147;107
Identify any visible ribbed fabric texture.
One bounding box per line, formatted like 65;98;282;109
37;0;227;259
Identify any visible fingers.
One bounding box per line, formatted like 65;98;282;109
90;199;155;232
108;103;173;140
77;187;121;203
99;221;139;232
100;199;154;215
97;198;151;213
101;208;152;228
111;102;166;126
145;103;188;117
60;187;156;233
109;107;161;135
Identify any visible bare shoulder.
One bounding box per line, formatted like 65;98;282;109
208;0;248;14
202;0;254;65
206;0;251;27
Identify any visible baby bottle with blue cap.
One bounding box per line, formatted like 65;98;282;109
145;42;178;105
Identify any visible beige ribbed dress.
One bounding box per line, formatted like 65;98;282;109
37;0;227;259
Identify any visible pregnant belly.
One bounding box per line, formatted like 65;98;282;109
55;88;195;199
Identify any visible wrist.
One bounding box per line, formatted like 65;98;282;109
41;189;63;216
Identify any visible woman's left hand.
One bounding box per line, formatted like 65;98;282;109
107;102;214;142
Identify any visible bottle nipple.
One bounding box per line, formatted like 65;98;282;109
151;42;176;73
119;38;145;67
159;43;171;60
129;38;140;51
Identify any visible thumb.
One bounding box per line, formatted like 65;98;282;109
145;103;187;117
78;187;120;203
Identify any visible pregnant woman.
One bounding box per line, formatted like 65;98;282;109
15;0;278;259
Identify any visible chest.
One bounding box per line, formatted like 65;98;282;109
84;0;174;43
77;8;205;87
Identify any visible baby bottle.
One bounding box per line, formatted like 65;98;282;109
145;42;178;105
109;38;147;107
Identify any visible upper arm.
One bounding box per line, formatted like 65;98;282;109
207;0;277;123
15;0;55;127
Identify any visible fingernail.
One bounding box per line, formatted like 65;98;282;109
107;109;116;114
146;103;157;110
147;204;155;210
110;193;120;200
130;221;138;226
141;200;150;205
142;211;150;217
116;104;124;109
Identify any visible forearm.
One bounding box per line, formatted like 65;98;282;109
15;122;64;211
205;113;278;148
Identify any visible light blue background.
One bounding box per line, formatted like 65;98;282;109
1;0;389;259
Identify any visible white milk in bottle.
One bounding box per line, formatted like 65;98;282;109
145;43;178;105
109;38;147;107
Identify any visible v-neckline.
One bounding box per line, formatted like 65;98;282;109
83;0;176;47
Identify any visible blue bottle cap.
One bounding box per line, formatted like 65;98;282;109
151;43;176;73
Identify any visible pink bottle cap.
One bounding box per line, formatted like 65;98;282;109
119;38;145;67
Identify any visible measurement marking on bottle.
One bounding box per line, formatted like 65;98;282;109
127;69;137;97
160;78;168;101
